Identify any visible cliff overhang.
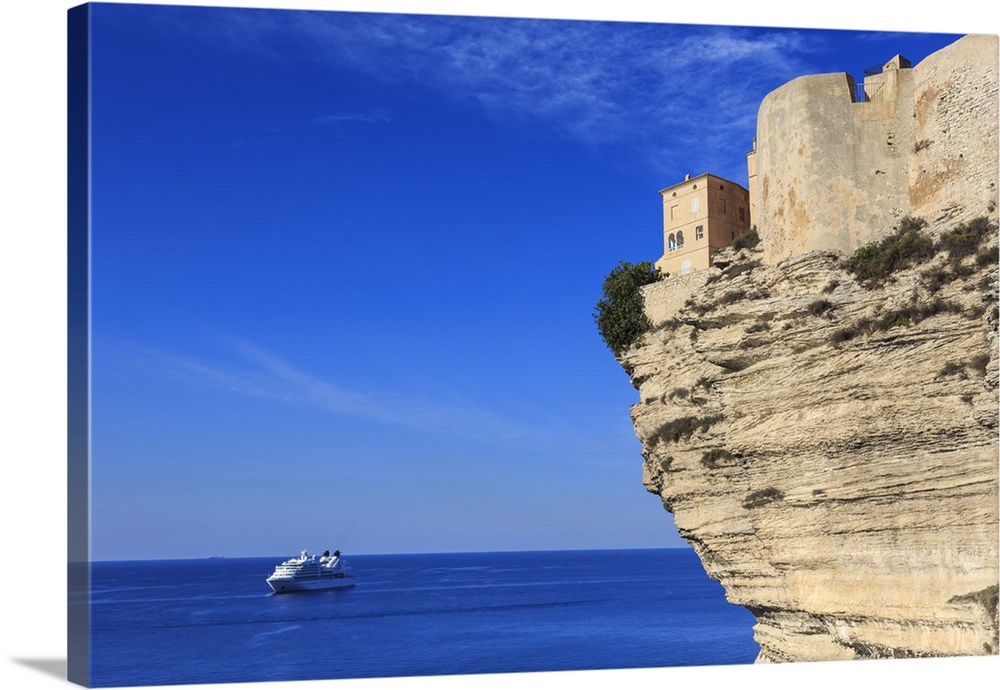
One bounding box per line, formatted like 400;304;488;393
626;235;998;661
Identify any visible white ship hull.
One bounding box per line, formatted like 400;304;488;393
266;574;357;593
266;549;357;594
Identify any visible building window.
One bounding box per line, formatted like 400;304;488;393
695;225;704;240
739;207;745;222
676;230;684;247
670;204;678;220
668;233;676;251
691;198;699;213
720;198;727;214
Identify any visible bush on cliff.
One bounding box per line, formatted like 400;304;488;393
847;216;935;287
731;228;760;251
594;261;662;357
939;216;996;261
848;216;997;289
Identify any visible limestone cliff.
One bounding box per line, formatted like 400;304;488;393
620;34;1000;663
628;237;998;661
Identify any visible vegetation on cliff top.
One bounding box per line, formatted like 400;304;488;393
846;215;936;287
594;260;662;356
829;297;968;345
847;215;998;287
731;227;760;251
939;216;996;261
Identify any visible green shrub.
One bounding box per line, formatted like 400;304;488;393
667;387;689;401
976;244;999;267
651;414;724;446
937;362;967;379
743;487;784;509
594;261;662;356
951;261;977;279
969;353;991;375
731;228;760;251
829;327;858;345
874;298;963;330
829;298;964;346
700;448;733;469
967;304;987;319
939;217;996;261
921;267;953;293
718;289;747;305
847;216;935;287
899;215;929;233
807;299;835;316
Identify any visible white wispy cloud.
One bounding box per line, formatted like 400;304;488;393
120;8;951;182
131;6;820;158
666;30;810;68
286;15;823;175
312;111;391;125
108;337;571;448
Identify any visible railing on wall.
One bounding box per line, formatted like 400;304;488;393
852;79;885;103
852;63;885;103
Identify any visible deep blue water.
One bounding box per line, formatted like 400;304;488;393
88;548;759;687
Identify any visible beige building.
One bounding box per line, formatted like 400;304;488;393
655;172;752;277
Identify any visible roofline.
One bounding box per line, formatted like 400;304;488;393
658;172;749;196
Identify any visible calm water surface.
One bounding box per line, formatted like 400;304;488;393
89;548;758;687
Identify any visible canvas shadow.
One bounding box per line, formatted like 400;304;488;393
12;657;67;680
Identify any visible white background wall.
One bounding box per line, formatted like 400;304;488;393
1;3;997;690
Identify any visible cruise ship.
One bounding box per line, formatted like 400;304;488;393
265;549;357;593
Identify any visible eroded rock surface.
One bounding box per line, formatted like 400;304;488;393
625;238;998;662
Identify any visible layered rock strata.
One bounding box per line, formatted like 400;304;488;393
622;31;1000;663
626;236;999;661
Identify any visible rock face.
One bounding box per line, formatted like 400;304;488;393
620;34;1000;663
627;237;999;662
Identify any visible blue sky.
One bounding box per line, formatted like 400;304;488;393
81;3;964;561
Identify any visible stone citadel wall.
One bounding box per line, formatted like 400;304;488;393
754;34;998;265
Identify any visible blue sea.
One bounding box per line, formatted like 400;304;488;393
88;548;759;687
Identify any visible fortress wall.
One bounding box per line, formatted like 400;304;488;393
755;34;999;265
755;72;903;264
848;67;915;236
909;34;999;230
640;269;711;326
756;72;913;264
